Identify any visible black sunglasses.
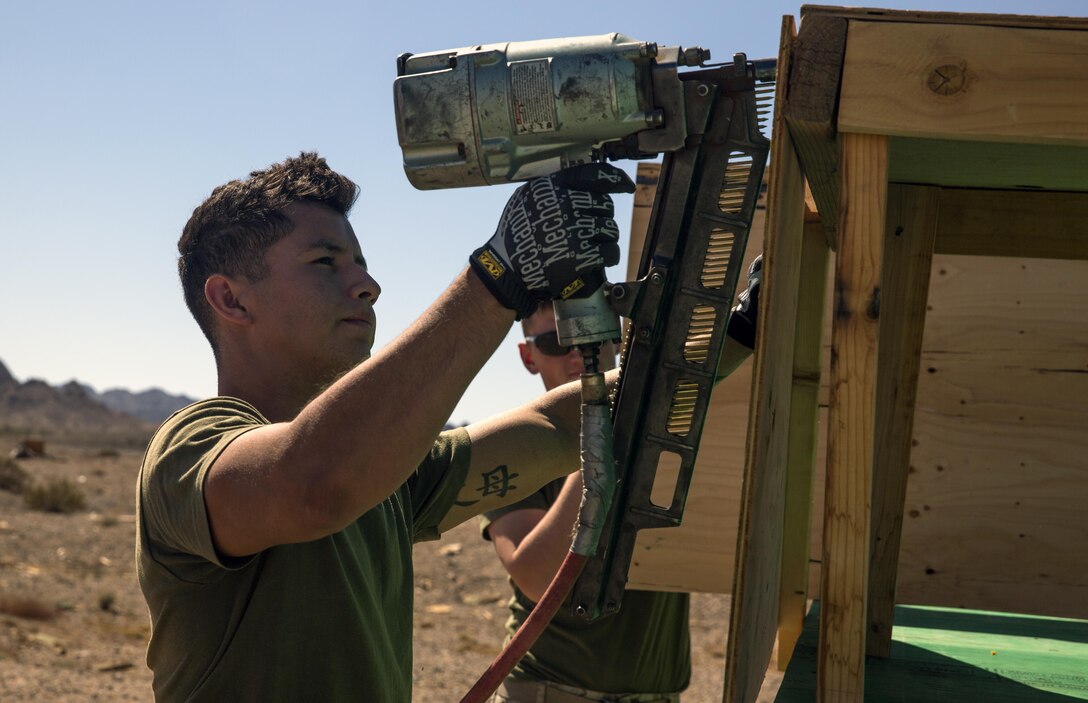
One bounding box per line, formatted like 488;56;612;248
525;331;573;357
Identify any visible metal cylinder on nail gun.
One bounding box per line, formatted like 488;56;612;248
394;33;694;189
553;285;619;351
570;316;614;558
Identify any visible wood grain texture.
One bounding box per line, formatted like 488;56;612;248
818;132;887;703
866;185;940;657
627;256;1088;620
933;188;1088;260
623;9;1088;642
802;4;1088;31
888;137;1088;192
785;13;847;243
776;219;830;670
724;16;805;703
838;21;1088;147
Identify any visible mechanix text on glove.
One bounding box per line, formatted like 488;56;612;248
470;163;635;319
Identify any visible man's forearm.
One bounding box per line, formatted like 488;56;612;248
504;472;583;601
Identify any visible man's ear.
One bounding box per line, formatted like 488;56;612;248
204;274;252;328
518;342;539;375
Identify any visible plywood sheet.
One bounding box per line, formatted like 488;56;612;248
628;225;1088;623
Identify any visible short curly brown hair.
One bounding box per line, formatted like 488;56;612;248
178;152;359;354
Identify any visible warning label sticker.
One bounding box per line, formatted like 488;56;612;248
510;59;557;134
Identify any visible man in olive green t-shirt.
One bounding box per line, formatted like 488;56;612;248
482;304;690;702
481;259;760;702
136;152;636;702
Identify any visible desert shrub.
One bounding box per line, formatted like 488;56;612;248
22;477;87;513
98;591;117;612
0;458;29;493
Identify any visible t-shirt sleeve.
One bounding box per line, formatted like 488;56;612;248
139;398;266;578
478;477;564;541
407;428;473;543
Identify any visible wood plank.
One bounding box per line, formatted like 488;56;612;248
838;21;1088;147
801;4;1088;31
819;132;887;703
776;219;830;670
785;12;847;245
888;138;1088;193
723;15;803;703
933;188;1088;260
867;185;940;658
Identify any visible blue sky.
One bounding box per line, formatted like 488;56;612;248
0;0;1082;424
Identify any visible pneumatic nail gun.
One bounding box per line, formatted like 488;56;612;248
394;33;774;620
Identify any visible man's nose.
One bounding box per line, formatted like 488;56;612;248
350;269;381;303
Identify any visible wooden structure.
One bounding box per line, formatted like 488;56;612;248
723;7;1088;703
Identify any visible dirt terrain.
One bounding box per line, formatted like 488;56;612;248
0;434;780;701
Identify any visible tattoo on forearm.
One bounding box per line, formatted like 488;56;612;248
479;464;519;495
453;464;521;507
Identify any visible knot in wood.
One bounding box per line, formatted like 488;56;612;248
927;64;966;96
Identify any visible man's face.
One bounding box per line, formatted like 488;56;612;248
518;307;616;391
240;201;381;385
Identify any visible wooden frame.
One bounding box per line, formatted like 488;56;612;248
733;6;1088;702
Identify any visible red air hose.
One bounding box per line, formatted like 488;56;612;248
460;359;614;703
458;550;588;703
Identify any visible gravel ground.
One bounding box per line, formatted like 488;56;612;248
0;437;780;701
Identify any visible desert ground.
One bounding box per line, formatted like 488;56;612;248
0;433;781;702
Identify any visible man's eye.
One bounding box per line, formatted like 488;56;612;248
314;256;335;266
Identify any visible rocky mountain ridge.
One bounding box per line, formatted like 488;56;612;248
0;357;196;441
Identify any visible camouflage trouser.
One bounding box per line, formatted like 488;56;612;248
488;678;681;703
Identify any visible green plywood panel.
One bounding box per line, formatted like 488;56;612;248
776;603;1088;701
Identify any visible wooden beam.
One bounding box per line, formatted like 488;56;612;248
776;218;830;670
785;13;847;246
801;4;1088;31
838;21;1088;148
888;138;1088;192
818;132;887;703
933;188;1088;260
867;185;940;658
724;15;803;703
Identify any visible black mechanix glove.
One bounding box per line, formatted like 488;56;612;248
470;162;636;320
726;253;762;350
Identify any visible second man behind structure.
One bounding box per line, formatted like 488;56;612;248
481;254;761;703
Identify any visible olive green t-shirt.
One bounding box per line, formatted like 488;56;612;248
481;478;691;694
136;397;471;702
